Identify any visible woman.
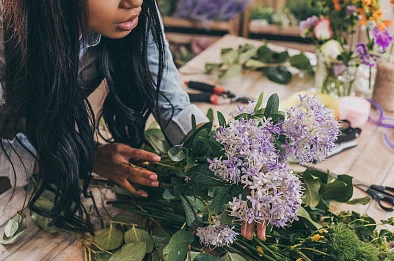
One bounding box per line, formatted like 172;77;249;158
0;0;207;233
0;0;265;241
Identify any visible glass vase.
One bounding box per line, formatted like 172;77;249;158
314;51;357;97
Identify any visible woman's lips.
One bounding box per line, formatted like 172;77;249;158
116;12;140;31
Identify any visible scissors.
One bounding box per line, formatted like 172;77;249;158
306;166;394;212
352;180;394;212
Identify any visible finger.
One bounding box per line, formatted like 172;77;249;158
245;221;255;240
257;221;266;240
241;221;248;238
122;163;158;180
116;144;161;162
129;176;159;187
117;178;148;197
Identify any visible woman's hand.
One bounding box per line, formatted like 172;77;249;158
241;220;267;240
92;143;161;197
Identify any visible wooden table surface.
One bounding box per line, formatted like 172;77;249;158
1;34;393;261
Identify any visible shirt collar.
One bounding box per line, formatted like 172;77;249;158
79;31;102;50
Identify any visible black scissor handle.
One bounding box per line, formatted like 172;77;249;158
370;185;394;196
377;196;394;212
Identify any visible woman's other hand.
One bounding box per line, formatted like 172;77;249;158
92;143;161;197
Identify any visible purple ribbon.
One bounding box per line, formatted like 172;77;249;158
367;99;394;150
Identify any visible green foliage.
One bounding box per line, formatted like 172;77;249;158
205;43;312;84
331;223;361;261
124;227;154;253
94;226;124;251
163;230;194;261
31;212;61;234
357;243;380;261
108;242;146;261
1;213;27;245
301;173;321;208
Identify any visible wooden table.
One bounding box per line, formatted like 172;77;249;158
1;34;393;261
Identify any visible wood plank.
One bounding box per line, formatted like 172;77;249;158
0;188;29;227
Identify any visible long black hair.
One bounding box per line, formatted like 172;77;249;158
1;0;166;233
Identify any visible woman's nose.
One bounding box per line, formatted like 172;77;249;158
120;0;143;9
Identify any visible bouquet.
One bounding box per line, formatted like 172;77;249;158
300;0;393;96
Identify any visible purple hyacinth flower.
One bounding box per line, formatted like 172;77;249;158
346;5;357;15
356;42;378;67
372;26;393;52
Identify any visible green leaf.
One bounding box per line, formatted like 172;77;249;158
144;128;171;154
217;112;226;127
258;45;289;64
31;212;61;233
321;175;353;202
221;48;238;66
187;164;224;186
185;196;206;212
205;63;223;74
163;189;176;200
4;213;23;238
94;252;112;261
185;252;200;261
244;59;266;69
181;196;196;228
124;227;154;253
219;64;242;82
238;47;258;64
301;173;321;208
219;212;233;226
304;168;333;184
264;93;279;118
262;66;292;85
210;186;231;214
183;122;212;149
168;146;186;162
222;253;247;261
347;196;371;205
1;213;27;245
94;227;124;251
254;92;264;112
163;230;194;261
206;109;214;122
289;53;312;71
108;242;146;261
297;207;322;229
194;253;222;261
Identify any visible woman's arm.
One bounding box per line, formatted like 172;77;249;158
147;10;208;145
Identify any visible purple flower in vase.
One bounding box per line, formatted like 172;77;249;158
333;63;347;76
372;26;393;52
300;16;319;36
356;42;378;67
346;5;357;15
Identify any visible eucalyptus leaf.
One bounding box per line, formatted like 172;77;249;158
264;94;279;118
124;227;154;253
289;53;312;71
1;213;26;245
108;242;146;261
262;66;292;85
347;196;371;205
206;108;214;122
94;227;124;251
94;252;112;261
297;207;322;229
222;253;247;261
194;253;222;261
163;230;194;261
210;186;231;214
219;64;242;82
221;49;238;66
302;173;321;208
31;212;60;233
168;146;186;162
244;59;265;69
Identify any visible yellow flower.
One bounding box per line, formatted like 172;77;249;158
319;229;328;234
311;234;325;241
296;259;303;261
256;246;264;256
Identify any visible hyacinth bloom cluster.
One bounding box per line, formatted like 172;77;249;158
196;221;238;248
283;95;340;164
208;95;339;229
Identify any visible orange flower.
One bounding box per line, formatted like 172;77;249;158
333;0;341;11
359;11;367;25
362;0;372;6
372;9;383;21
384;20;393;27
377;22;386;31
